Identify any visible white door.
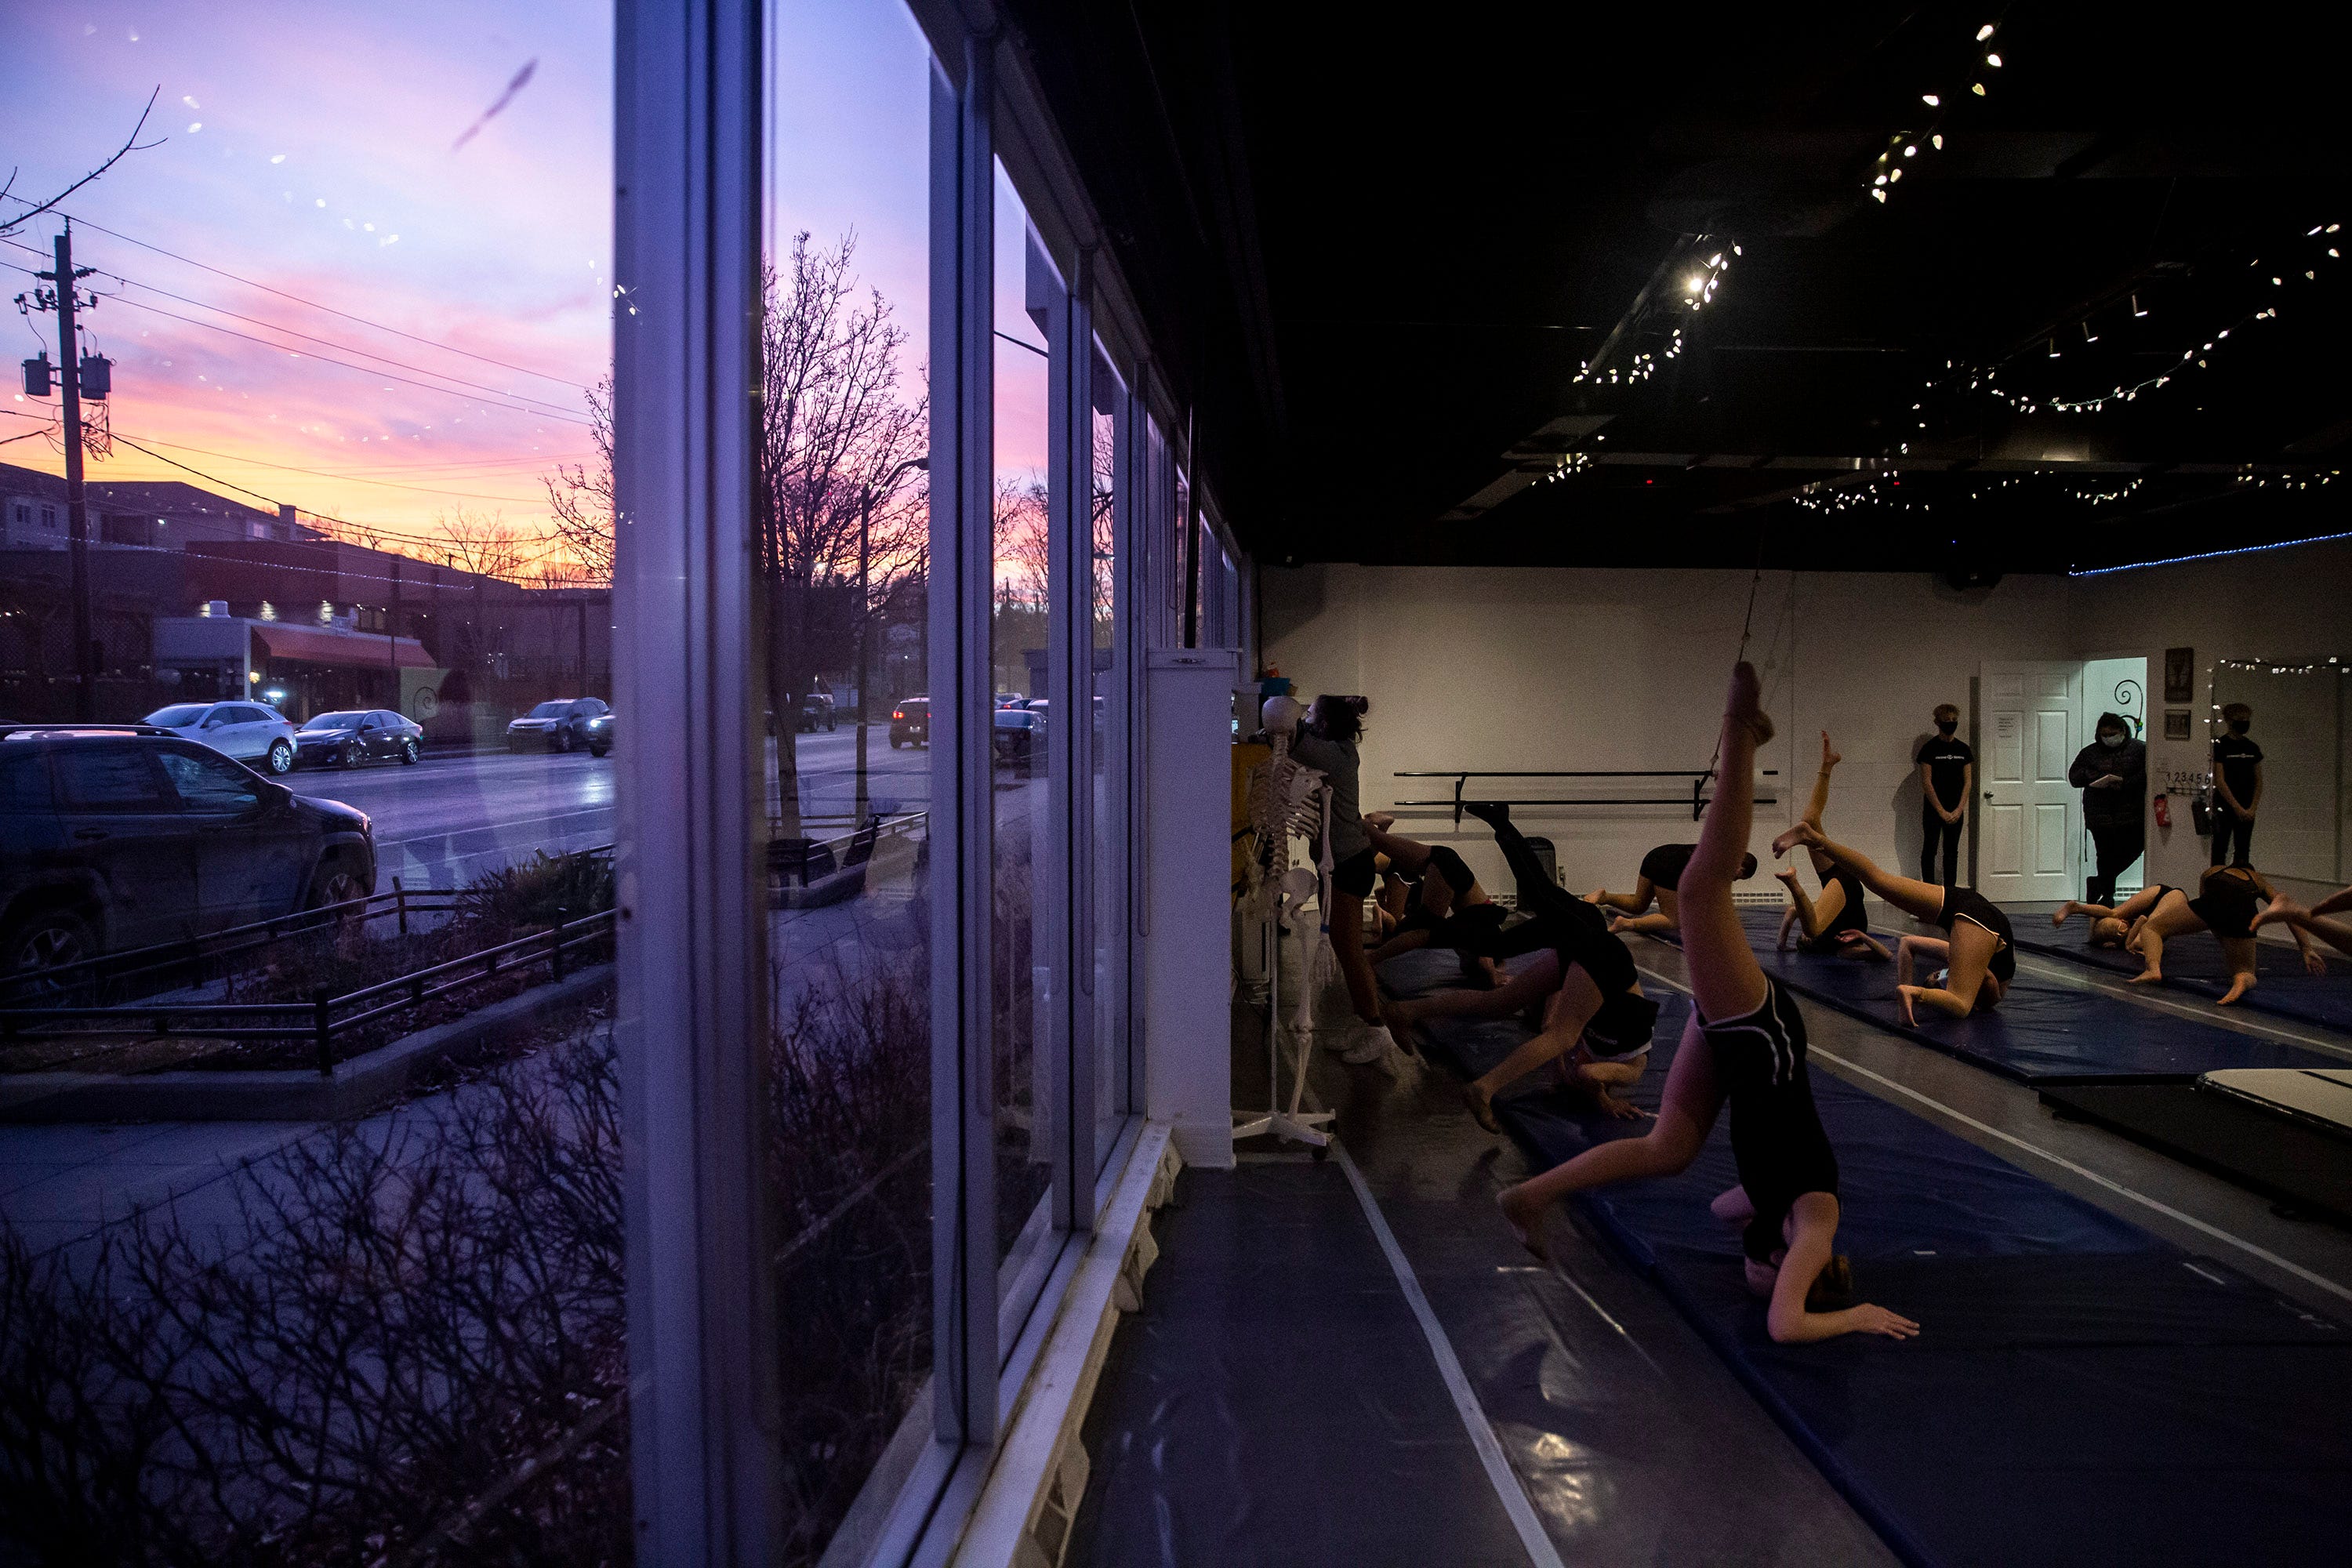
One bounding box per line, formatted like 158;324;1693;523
1979;661;2082;902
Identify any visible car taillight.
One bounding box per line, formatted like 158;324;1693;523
892;709;904;720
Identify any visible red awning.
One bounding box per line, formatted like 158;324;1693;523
252;623;436;670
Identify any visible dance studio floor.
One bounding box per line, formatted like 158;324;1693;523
1064;931;2352;1568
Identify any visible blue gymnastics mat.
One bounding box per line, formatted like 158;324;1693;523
1440;1004;2352;1568
1726;909;2345;1083
2009;919;2352;1033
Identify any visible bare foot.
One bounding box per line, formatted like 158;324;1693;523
1497;1185;1549;1261
2219;975;2254;1006
1896;985;1920;1025
1463;1081;1502;1134
2253;897;2307;931
2129;967;2162;985
2052;902;2078;928
1728;661;1774;745
1584;888;1608;905
1820;730;1841;771
1774;866;1802;888
1773;821;1825;857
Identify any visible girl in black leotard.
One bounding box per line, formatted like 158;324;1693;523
1499;663;1918;1346
1771;821;2010;1022
2053;884;2173;949
1374;804;1662;1124
2127;865;2321;1005
1775;731;1891;960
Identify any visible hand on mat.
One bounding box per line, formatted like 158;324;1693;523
2306;949;2329;977
1895;984;1922;1025
1596;1093;1651;1123
1846;1303;1922;1340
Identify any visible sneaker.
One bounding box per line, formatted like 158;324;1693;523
1338;1026;1394;1065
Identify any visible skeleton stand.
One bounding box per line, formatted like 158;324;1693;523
1234;750;1335;1150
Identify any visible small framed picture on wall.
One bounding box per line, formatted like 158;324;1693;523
2164;709;2192;741
2164;646;2196;704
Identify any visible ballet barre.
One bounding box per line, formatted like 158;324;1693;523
1392;768;1779;822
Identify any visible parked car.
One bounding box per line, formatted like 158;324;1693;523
293;709;424;768
142;700;298;775
799;679;837;733
888;695;930;749
506;698;612;754
992;706;1047;770
0;726;376;975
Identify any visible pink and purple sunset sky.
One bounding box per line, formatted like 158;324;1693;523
2;0;1045;565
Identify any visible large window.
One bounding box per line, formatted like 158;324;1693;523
764;0;938;1555
991;168;1058;1270
0;4;627;1559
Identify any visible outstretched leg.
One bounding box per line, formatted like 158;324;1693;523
1497;1011;1720;1258
1682;662;1773;1023
1385;950;1563;1036
2254;900;2352;960
1775;822;1947;924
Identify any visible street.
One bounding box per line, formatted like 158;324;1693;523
291;728;938;889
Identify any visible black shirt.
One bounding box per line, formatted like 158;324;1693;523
1639;843;1696;891
1917;735;1973;812
2067;737;2147;830
2213;732;2263;810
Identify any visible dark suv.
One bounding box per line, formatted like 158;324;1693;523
0;727;376;975
888;695;929;748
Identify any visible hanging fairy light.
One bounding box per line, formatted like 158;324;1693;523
1870;19;2006;205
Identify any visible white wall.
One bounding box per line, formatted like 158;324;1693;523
2069;536;2352;892
1260;565;2074;901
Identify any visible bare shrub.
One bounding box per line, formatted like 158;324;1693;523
0;949;946;1568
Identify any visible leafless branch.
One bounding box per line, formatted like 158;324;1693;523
0;87;167;238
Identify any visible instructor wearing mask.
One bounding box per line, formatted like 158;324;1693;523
2068;712;2147;909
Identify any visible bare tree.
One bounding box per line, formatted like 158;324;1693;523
758;231;929;836
430;509;533;582
543;376;615;586
0;89;165;237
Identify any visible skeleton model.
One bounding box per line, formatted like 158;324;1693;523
1235;694;1337;1149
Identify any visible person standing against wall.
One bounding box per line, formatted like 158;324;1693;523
2068;711;2147;908
1915;704;1973;890
2211;703;2263;868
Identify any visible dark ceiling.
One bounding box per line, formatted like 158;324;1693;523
999;2;2352;573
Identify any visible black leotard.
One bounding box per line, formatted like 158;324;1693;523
1639;843;1696;891
1698;979;1839;1265
1797;866;1871;953
1470;900;1661;1058
1936;887;2016;985
2187;866;2261;939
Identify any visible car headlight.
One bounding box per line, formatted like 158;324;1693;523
590;716;611;728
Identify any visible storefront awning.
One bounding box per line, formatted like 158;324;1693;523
252;623;436;669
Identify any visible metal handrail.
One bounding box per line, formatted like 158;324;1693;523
0;911;617;1074
0;842;617;1004
1392;769;1778;822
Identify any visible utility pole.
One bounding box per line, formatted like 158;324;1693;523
35;225;99;719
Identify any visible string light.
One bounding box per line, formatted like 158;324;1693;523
1910;220;2343;417
1865;21;2012;206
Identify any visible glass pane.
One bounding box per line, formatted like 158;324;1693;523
0;5;627;1556
993;162;1056;1265
764;0;936;1555
1091;345;1126;1163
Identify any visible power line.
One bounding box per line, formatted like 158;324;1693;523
0;408;566;506
76;262;593;419
101;434;569;555
6;271;597;427
0;196;593;393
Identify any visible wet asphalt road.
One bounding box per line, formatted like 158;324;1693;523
285;729;935;888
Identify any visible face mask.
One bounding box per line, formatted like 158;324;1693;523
1936;721;1957;735
2100;732;2125;748
2229;720;2250;734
